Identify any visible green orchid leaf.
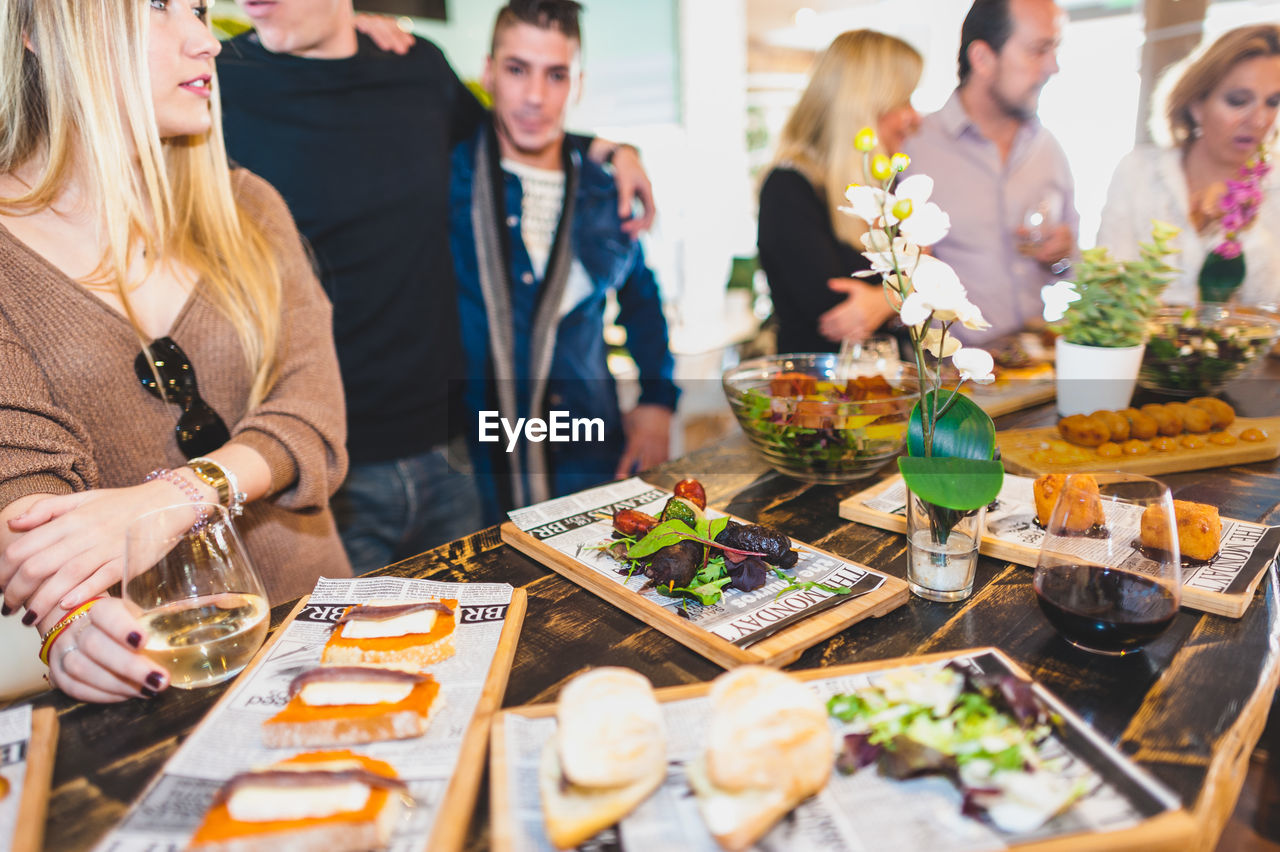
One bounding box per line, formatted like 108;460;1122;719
627;519;695;560
908;392;996;461
1198;252;1246;303
897;456;1004;511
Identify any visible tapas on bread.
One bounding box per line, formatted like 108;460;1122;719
188;750;410;852
262;666;443;748
321;599;457;670
686;667;834;852
539;668;666;849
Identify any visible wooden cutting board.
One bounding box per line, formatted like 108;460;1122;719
97;583;526;852
838;475;1280;618
502;522;907;669
490;648;1194;852
6;707;57;852
998;415;1280;476
962;366;1057;418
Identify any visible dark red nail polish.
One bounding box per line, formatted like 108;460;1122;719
0;604;11;617
127;631;143;649
140;687;157;699
146;672;164;689
21;610;37;626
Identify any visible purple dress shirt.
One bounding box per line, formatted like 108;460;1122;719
904;91;1078;346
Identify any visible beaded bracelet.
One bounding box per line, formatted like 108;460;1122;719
38;596;104;666
144;468;211;523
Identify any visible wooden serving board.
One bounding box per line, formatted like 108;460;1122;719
963;368;1057;418
839;475;1280;618
4;707;57;852
998;415;1280;476
501;521;907;669
490;647;1194;852
99;581;526;852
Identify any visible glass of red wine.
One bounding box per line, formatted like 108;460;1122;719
1033;472;1181;656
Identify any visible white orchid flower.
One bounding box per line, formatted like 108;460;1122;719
861;231;921;275
953;347;996;384
1041;280;1081;323
841;184;889;226
921;327;961;358
954;297;992;331
893;175;951;246
898;255;967;326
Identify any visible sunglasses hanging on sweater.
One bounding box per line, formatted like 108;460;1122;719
134;336;230;459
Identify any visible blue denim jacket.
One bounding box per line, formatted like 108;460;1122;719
450;124;679;519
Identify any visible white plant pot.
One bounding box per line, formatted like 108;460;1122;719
1055;338;1145;416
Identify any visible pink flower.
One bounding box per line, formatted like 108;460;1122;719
1215;239;1243;260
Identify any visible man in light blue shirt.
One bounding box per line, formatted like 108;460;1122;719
906;0;1078;345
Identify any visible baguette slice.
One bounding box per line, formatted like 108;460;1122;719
187;750;406;852
538;736;665;849
320;598;457;671
691;666;833;851
539;668;666;849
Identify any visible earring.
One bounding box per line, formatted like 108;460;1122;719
1191;124;1203;139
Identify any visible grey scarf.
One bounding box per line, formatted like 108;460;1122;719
471;130;578;507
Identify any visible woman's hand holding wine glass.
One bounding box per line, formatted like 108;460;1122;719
123;503;270;690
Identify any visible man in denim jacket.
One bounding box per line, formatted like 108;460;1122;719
450;0;679;521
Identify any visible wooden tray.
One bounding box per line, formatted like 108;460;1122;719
4;707;57;852
490;647;1195;852
102;584;526;852
839;475;1280;618
501;521;907;669
964;367;1057;418
998;416;1280;476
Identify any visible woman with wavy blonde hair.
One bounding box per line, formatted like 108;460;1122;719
0;0;351;703
1098;25;1280;305
758;29;923;353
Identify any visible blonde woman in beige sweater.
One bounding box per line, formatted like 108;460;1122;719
0;0;351;702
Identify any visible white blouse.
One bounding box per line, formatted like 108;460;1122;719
1096;144;1280;306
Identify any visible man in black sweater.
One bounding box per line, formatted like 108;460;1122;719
218;0;653;573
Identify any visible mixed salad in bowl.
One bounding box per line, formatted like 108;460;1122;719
1139;303;1280;396
722;353;917;483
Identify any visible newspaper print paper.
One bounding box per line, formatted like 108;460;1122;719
500;650;1181;852
508;477;886;646
95;577;515;852
0;704;33;848
863;475;1280;598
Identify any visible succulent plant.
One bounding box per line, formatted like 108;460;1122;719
1051;222;1180;348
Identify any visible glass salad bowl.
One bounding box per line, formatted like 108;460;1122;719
722;352;919;484
1138;303;1280;397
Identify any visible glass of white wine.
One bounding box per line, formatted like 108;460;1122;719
124;503;269;689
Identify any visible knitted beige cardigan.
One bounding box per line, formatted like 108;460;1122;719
0;170;352;604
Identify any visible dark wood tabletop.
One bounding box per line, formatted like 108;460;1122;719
22;361;1280;852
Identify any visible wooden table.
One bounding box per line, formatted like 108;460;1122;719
22;367;1280;852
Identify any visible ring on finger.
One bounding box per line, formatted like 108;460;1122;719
60;644;80;666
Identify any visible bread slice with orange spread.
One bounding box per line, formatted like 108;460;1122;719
320;599;457;671
187;750;409;852
262;666;443;748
